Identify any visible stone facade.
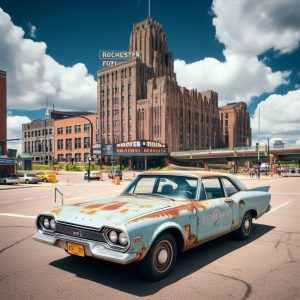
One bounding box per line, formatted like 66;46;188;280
219;102;251;149
0;70;7;155
22;119;54;164
98;18;248;152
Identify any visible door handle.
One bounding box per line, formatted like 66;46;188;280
224;199;234;204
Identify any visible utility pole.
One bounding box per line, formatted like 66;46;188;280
257;107;261;178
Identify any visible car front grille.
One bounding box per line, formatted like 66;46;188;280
55;222;106;243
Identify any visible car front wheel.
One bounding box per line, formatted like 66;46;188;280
140;233;177;281
236;211;252;240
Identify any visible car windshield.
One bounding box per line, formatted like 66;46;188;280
122;175;199;200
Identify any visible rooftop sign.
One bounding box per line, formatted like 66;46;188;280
99;50;143;68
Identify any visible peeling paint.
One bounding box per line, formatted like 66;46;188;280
127;203;196;224
183;224;197;248
135;246;148;261
51;208;62;216
80;202;131;215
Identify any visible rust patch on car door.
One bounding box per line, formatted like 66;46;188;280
183;224;197;249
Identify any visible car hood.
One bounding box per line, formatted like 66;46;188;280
48;195;174;228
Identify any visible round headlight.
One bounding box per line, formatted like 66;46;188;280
43;218;50;229
50;219;56;231
118;232;128;246
109;230;118;244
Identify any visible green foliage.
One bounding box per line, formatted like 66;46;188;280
32;164;53;170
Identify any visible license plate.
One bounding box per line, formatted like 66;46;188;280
67;242;85;257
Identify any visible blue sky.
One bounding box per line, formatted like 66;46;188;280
1;0;300;150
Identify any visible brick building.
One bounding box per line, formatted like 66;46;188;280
219;102;251;149
97;18;220;155
0;70;7;155
54;113;97;163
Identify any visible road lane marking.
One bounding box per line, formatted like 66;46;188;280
1;201;14;204
0;213;36;219
23;197;33;200
270;200;293;213
271;192;300;195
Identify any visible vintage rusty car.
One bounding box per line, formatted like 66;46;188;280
33;171;271;280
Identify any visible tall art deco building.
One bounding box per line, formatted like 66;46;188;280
97;18;220;153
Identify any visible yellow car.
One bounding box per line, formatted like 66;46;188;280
36;172;57;183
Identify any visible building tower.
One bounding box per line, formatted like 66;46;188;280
130;19;175;78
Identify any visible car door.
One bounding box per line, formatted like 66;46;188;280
195;177;233;241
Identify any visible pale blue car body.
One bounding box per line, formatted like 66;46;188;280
33;171;271;264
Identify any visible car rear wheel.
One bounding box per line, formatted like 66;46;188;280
139;233;177;281
235;211;252;240
25;179;29;184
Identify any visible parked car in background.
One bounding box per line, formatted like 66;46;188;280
84;171;101;180
36;172;57;183
0;174;19;185
108;169;123;180
33;171;271;281
18;173;41;184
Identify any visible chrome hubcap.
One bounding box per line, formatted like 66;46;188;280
244;219;250;230
157;249;168;264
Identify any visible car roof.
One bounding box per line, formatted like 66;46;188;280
140;170;247;190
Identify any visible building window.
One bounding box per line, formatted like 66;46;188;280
75;138;81;149
84;137;90;148
57;127;63;135
75;153;81;162
75;125;81;133
66;138;72;150
66;126;72;134
57;154;64;162
84;153;89;162
129;67;132;77
49;128;53;135
24;132;27;138
84;124;90;132
38;130;41;136
57;139;63;150
66;154;72;162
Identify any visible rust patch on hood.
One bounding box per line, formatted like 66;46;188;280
193;201;208;211
127;203;195;224
139;205;153;208
51;208;62;216
120;209;130;214
135;246;148;261
80;202;131;215
183;224;197;249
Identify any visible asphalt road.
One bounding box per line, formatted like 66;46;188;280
0;175;299;299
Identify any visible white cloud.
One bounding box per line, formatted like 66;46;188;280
0;8;97;111
296;140;300;144
7;115;31;154
175;53;289;105
251;89;300;142
28;22;36;38
174;0;300;104
212;0;300;56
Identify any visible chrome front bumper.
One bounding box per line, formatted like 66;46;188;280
32;232;136;264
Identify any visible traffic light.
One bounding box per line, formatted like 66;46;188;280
255;143;259;151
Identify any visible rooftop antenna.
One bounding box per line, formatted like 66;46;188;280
148;0;151;18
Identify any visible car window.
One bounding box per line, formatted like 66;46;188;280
131;177;156;194
157;178;178;193
18;174;24;177
222;178;239;197
202;178;225;199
